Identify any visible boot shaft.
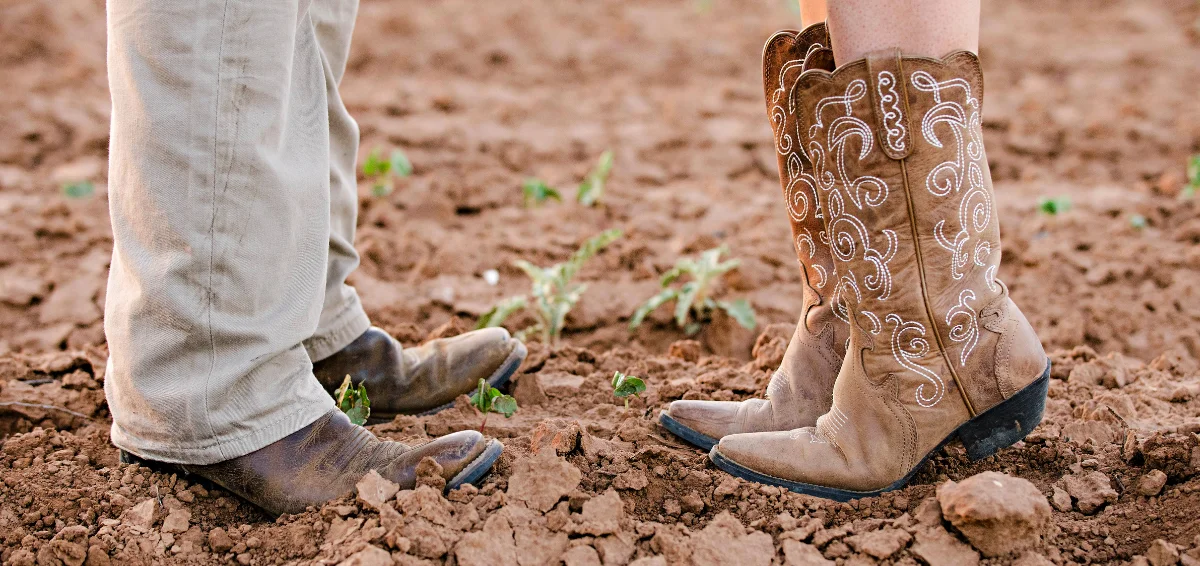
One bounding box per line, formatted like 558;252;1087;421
782;45;1044;417
761;24;844;343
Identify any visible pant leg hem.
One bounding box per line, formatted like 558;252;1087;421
110;388;335;466
304;293;371;362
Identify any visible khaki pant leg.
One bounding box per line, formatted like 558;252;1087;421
302;0;372;362
104;0;335;464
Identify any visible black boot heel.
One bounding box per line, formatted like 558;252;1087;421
957;361;1051;461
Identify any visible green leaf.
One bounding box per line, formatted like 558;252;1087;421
362;149;388;177
371;182;393;197
629;287;678;330
611;371;646;399
1037;196;1072;215
659;266;686;288
522;179;562;207
492;395;518;418
1130;214;1148;229
62;181;94;199
334;375;370;425
563;229;622;281
390;150;413;177
674;281;700;328
1185;154;1200;200
717;298;757;330
476;296;528;329
577;150;614;207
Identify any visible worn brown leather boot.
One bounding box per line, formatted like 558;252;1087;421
659;24;847;451
710;35;1050;500
313;327;526;423
121;410;502;516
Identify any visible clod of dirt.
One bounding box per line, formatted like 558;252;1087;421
208;527;234;553
160;507;191;534
667;340;701;363
562;544;602;566
340;545;392;566
415;455;447;491
1062;470;1119;514
781;539;832;565
689;511;774;566
1145;539;1181;566
507;448;582;512
936;471;1052;557
1012;551;1056;566
1140;432;1200;480
572;488;625;536
909;526;981;566
1136;469;1169;497
1050;486;1073;512
845;528;912;560
357;469;401;510
530;419;582;455
120;498;160;530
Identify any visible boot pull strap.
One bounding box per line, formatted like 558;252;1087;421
866;50;914;161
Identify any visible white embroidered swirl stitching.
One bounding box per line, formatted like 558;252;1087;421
886;313;945;407
875;70;906;154
945;289;978;366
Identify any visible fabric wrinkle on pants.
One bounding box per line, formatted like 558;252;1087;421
104;0;367;465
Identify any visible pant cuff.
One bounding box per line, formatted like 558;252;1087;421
109;374;336;465
304;293;371;362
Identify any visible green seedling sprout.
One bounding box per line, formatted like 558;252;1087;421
62;181;94;199
522;179;562;207
611;371;646;409
362;148;413;197
477;229;623;345
1130;214;1148;229
576;150;613;207
469;378;517;432
630;246;756;335
1185;155;1200;200
334;375;370;426
1037;196;1072;216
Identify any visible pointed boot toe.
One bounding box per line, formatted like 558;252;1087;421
120;410;503;516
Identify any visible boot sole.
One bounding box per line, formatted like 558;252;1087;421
658;412;720;452
447;438;504;491
709;360;1051;502
368;340;529;424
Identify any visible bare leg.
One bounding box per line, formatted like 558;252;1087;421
827;0;980;62
799;0;828;27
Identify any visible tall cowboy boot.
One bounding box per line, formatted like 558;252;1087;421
313;327;527;423
710;33;1050;500
122;410;503;516
659;24;848;451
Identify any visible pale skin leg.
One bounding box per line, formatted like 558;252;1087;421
799;0;980;62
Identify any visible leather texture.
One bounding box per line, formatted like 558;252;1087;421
660;24;849;443
164;410;491;516
713;26;1047;493
313;326;524;418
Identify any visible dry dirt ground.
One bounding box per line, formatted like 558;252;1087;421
3;0;1200;564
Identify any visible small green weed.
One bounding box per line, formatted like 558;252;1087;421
1037;196;1072;216
334;375;370;426
630;246;756;335
576;150;613;207
1185;155;1200;199
522;179;562;207
362;148;412;197
477;229;623;345
62;181;94;199
611;371;646;409
469;378;517;432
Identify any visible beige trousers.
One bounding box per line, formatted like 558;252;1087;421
104;0;369;464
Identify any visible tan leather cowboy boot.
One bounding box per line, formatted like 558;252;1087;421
659;24;848;451
121;410;502;516
710;31;1050;500
313;327;526;423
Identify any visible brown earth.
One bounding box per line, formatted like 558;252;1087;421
3;0;1200;564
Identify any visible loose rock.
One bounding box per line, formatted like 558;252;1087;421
1063;471;1119;514
507;448;582;512
937;471;1051;557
